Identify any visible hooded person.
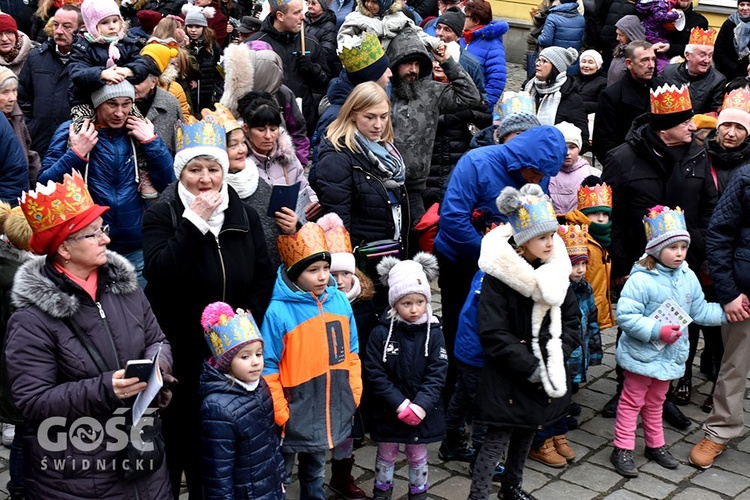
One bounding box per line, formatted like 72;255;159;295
608;15;647;86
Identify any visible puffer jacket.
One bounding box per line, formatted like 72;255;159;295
462;20;508;111
434;126;565;263
454;270;485;368
568;279;602;384
199;363;285;500
656;63;726;114
706;163;750;304
0;112;27;206
39;121;174;253
306;9;340;76
616;262;724;381
5;252;172;500
260;267;362;453
549;158;600;214
315;137;408;247
188;39;222;116
537;2;585;52
364;314;447;444
636;0;678;44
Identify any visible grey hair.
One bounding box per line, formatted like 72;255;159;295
0;75;18;92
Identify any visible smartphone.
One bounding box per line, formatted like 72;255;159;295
124;359;153;383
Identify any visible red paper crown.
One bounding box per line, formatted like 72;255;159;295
277;222;329;269
20;171;97;233
721;88;750;113
688;27;717;46
577;182;612;211
651;84;692;115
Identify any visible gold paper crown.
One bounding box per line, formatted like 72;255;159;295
557;224;589;258
721;87;750;114
19;171;96;233
688;27;717;46
643;206;687;241
650;84;692;115
175;116;226;154
201;103;241;134
577;182;612;211
277;222;330;269
338;32;385;74
324;226;352;254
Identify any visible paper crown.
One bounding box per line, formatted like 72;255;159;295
650;84;692;115
688;27;717;46
20;171;97;234
643;205;689;249
202;302;262;372
721;87;750;114
201;103;241;134
505;193;557;246
176;115;227;154
558;224;589;263
577;182;612;212
268;0;293;11
277;222;330;270
318;213;355;273
493;91;536;124
338;32;386;73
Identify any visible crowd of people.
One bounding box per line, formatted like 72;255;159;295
0;0;749;499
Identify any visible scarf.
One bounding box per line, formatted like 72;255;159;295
354;131;406;187
731;11;750;59
177;182;230;237
345;274;362;302
588;220;612;248
227;158;260;199
3;37;20;63
224;374;260;391
84;32;122;68
524;71;567;126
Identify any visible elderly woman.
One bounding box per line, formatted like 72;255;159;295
715;1;750;80
0;14;32;75
0;67;40;185
6;171;173;499
142;116;275;498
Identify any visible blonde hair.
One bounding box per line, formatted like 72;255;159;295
637;254;657;270
0;202;33;252
325;82;393;152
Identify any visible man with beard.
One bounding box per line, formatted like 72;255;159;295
385;25;480;226
18;5;81;157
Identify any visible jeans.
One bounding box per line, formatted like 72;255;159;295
8;431;24;495
121;248;147;288
283;451;327;500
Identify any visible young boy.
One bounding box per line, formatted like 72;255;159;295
548;122;600;214
261;222;362;498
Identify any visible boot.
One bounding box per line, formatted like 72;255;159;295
499;483;535;500
610;447;638;478
329;458;366;500
528;438;567;468
663;400;691;430
408;490;428;500
552;435;576;461
602;392;620;418
372;485;393;500
439;427;474;462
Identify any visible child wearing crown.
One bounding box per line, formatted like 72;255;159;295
468;184;580;500
199;302;285;499
260;222;362;498
610;206;725;478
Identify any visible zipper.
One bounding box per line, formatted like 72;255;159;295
214;234;227;301
315;296;335;449
96;302;122;370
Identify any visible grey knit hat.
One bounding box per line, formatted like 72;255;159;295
539;46;578;73
183;4;212;27
91;81;135;108
494;112;541;144
437;7;465;37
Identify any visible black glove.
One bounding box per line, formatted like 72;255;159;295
454;109;475;124
296;53;316;76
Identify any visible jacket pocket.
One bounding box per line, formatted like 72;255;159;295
621;337;660;364
734;247;750;296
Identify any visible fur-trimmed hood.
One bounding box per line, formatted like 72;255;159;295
11;251;138;319
478;224;572;397
220;43;283;116
470;20;509;42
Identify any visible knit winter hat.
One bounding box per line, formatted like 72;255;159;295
182;4;215;27
554;121;582;149
496;183;558;246
202;302;263;373
317;0;331;9
577;175;612;216
238;15;262;34
81;0;122;39
0;202;33;252
0;14;18;37
318;213;355;274
91;80;135;108
643;205;691;259
717;87;750;134
495;112;540;144
141;43;178;74
580;49;603;70
0;67;16;87
539;46;578;74
437;6;465;37
137;10;163;35
338;32;390;86
377;252;438;308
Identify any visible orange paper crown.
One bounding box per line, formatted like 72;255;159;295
650;84;692;115
688;27;717;46
201;103;241;134
558;224;589;261
20;171;97;233
721;87;750;113
277;222;329;269
577;182;612;211
324;226;352;254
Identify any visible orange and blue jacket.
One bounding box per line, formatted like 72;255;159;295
260;267;362;453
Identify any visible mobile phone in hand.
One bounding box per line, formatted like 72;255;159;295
124;359;153;383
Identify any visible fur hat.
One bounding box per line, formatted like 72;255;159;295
496;184;558;246
317;213;355;274
554;121;582;149
539;46;578;74
0;14;18;38
202;302;263;373
436;6;465;37
91;80;135;108
643;205;690;259
377;252;438;308
494;112;540;144
182;4;215;27
81;0;122;39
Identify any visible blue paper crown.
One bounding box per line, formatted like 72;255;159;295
268;0;293;11
643;206;688;242
493;91;536;124
175;117;227;157
508;194;557;240
204;309;262;363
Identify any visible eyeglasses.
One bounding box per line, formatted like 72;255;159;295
69;225;110;242
0;32;15;40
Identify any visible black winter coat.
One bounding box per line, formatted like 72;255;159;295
715;17;749;81
602;116;718;279
571;71;607;115
706;163;750;304
706;131;750;193
665;5;709;59
199;363;285;500
598;0;636;52
140;0;185;15
656;63;726;114
475;271;580;429
315;137;409;247
529;78;589;152
306;10;341;77
188;40;222;116
364;315;447;443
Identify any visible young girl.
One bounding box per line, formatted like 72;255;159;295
636;0;682;73
199;301;285;499
365;252;447;500
611;206;725;478
548;122;599;214
469;183;580;500
183;3;222;116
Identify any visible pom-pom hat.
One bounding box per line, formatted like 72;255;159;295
643;205;691;258
182;4;215;27
141;43;178;74
202;302;263;373
318;213;354;274
496;183;558;246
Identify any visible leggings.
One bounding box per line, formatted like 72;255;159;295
469;427;535;500
374;442;428;495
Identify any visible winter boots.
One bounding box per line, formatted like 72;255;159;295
329;457;366;500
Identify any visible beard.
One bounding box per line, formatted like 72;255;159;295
393;77;421;100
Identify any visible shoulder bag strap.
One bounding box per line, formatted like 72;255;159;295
62;317;110;374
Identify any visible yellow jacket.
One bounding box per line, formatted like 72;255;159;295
162;81;191;121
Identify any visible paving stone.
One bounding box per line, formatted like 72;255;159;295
737;434;750;453
623;470;679;498
670;487;725;500
532;480;598;500
579;415;616;440
585;377;618;396
574;388;612;412
566;428;608;450
426;473;472;498
690;467;750;496
712;447;750;478
559;462;621;492
603;490;651;500
523;467;553;492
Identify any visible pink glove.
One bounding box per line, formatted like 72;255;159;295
659;324;681;344
398;406;423;426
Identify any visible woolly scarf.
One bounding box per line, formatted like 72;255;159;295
345;274;362;302
730;11;750;59
588;220;611;248
524;72;567;126
177;182;230;237
354;131;406;187
478;224;571;398
227;158;260;199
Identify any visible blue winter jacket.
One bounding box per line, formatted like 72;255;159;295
537;3;585;52
0;113;28;206
616;262;725;381
462;20;509;111
433;126;566;263
199;363;285;500
454;270;485;368
39;121;175;253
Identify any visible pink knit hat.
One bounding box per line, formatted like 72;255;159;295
377;252;438;308
81;0;122;39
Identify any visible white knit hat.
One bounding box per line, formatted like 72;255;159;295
554;121;582;149
579;49;603;70
377;253;438;308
